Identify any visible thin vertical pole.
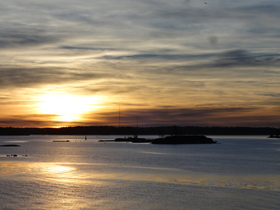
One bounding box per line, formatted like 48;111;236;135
136;117;138;138
119;105;121;127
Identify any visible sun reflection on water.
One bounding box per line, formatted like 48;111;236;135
1;161;280;191
43;164;83;182
48;165;73;173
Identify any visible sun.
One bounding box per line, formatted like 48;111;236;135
37;94;101;121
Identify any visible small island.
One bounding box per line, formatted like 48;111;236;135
115;136;152;143
0;144;20;147
99;135;217;144
52;140;70;142
151;135;217;144
268;134;280;139
99;135;152;143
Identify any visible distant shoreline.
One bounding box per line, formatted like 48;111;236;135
0;126;279;136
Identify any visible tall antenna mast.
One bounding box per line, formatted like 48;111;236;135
119;104;121;127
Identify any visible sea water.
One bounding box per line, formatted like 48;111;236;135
0;135;279;210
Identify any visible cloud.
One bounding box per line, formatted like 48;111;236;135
82;106;280;127
1;0;280;127
0;67;114;88
0;114;59;127
59;46;118;51
100;53;215;61
1;105;279;128
98;49;280;70
0;32;60;48
212;50;280;68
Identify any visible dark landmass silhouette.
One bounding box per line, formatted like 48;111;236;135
99;137;152;143
268;134;280;138
52;140;70;142
151;135;216;144
0;144;20;147
0;126;279;136
99;135;217;144
114;136;151;143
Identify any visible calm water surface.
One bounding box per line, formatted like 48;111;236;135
1;135;280;209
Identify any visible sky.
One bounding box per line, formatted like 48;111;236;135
0;0;280;128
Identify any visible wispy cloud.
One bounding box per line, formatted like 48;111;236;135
0;0;280;127
80;106;280;127
0;67;116;88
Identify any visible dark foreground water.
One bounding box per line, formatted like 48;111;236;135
1;135;279;209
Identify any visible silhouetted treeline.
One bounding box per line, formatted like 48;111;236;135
0;126;279;135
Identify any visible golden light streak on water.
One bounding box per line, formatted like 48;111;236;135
1;161;280;191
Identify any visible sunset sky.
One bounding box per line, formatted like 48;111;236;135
1;0;280;127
